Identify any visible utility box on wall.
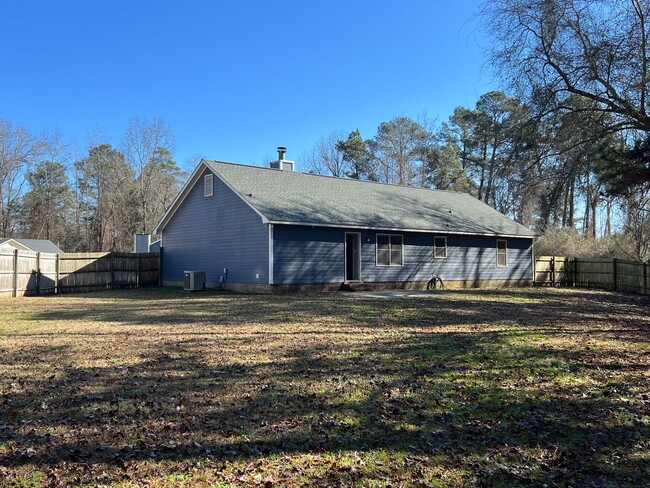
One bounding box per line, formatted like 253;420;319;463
183;270;206;291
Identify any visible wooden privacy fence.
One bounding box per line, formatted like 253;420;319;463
535;256;649;295
0;250;160;298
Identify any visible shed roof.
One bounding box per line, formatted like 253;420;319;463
156;160;536;238
0;238;63;253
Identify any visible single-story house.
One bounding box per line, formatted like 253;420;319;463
0;238;63;254
154;151;536;292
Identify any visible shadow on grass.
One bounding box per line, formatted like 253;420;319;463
15;287;650;345
1;288;649;485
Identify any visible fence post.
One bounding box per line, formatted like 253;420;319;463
644;262;648;295
612;258;618;290
110;252;115;290
36;252;41;296
158;249;162;287
12;249;18;298
137;254;141;288
573;258;577;287
551;256;555;287
533;255;536;286
55;254;60;294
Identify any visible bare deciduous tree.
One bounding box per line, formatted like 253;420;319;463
0;117;44;237
302;131;346;177
122;116;177;233
483;0;650;134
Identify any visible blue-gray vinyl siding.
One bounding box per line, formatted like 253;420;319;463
162;169;268;284
272;225;532;284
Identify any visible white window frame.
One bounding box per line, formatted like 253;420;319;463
376;233;403;267
204;174;214;197
434;236;447;259
496;239;508;267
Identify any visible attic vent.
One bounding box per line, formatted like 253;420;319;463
204;174;214;197
269;146;295;171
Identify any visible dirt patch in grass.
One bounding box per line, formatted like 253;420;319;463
1;287;649;486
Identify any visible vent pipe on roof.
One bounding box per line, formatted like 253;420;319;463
270;146;295;171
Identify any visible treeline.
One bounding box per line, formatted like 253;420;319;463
304;91;644;246
0;116;187;252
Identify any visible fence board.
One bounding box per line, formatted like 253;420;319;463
0;250;15;297
39;253;58;294
15;250;39;296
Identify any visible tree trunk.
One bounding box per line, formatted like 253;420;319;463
591;200;598;238
568;176;575;228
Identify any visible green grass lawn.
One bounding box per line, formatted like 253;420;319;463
0;287;649;487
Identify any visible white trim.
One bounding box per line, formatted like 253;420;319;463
531;240;535;282
268;224;274;285
344;232;362;282
154;160;269;234
267;220;534;239
434;236;447;259
496;239;508;267
376;233;403;267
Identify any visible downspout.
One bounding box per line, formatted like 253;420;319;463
268;224;274;285
158;231;163;287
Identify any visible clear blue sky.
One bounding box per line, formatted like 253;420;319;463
0;0;495;170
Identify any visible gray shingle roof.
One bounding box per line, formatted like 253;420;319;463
205;161;535;238
0;238;63;253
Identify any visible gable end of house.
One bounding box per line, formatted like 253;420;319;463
154;160;269;235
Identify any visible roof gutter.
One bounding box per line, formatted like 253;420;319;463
267;220;537;239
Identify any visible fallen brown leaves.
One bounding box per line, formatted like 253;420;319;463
0;287;648;486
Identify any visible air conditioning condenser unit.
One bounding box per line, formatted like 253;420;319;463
184;270;206;291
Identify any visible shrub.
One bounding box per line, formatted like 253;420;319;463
534;228;643;261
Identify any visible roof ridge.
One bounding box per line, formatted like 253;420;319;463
204;159;466;196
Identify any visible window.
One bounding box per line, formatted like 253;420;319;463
376;234;403;266
204;174;214;197
434;236;447;259
497;239;507;267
